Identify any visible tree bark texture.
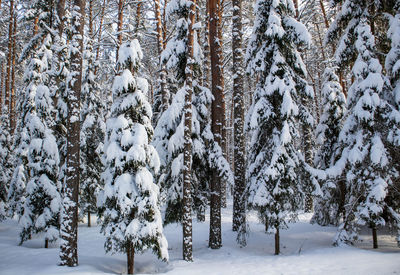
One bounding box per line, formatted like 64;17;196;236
182;0;196;262
94;0;107;75
0;62;4;114
116;0;124;61
202;1;210;90
218;0;227;208
10;14;16;133
57;0;66;37
60;0;85;267
154;0;168;112
232;0;246;234
209;0;224;249
5;0;13;117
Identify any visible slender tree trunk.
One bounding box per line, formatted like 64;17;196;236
154;0;168;112
162;0;167;47
10;14;16;133
209;0;224;249
232;0;246;235
5;0;14;117
45;239;49;248
275;227;280;255
293;0;299;18
202;1;210;90
60;0;85;267
319;0;329;29
135;1;142;34
182;0;196;262
218;0;227;208
94;0;107;75
33;16;39;36
127;242;134;274
372;227;378;249
88;0;93;37
0;62;4;114
57;0;66;37
116;0;125;61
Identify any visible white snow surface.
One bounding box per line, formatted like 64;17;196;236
0;201;399;275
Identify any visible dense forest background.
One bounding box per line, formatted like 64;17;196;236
0;0;399;273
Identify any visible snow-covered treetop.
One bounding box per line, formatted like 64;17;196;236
347;20;384;121
117;39;143;73
246;0;311;76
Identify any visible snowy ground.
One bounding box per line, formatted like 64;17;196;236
0;201;399;275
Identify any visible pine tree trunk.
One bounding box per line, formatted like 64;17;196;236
217;0;227;208
127;242;135;274
57;0;66;37
94;0;107;76
275;227;280;255
5;0;13;117
0;62;4;114
10;14;16;133
202;1;210;90
372;227;378;249
45;239;49;249
87;212;91;227
209;0;223;249
60;0;85;267
154;0;168;112
182;0;196;262
116;0;124;61
232;0;246;234
135;1;142;34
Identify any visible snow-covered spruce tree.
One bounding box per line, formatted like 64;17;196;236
79;35;106;227
0;113;13;221
18;34;61;248
385;2;400;247
311;67;346;226
331;18;400;248
154;0;232;226
101;40;168;274
245;0;319;255
7;0;57;221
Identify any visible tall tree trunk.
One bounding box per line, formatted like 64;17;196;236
94;0;107;75
60;0;85;267
57;0;66;37
275;227;280;255
135;1;142;34
10;14;16;133
88;0;94;37
319;0;329;29
33;16;39;36
182;0;196;262
5;0;14;118
116;0;125;61
232;0;246;235
209;0;224;249
202;1;210;90
154;0;168;112
0;62;4;114
293;0;299;18
45;239;49;248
